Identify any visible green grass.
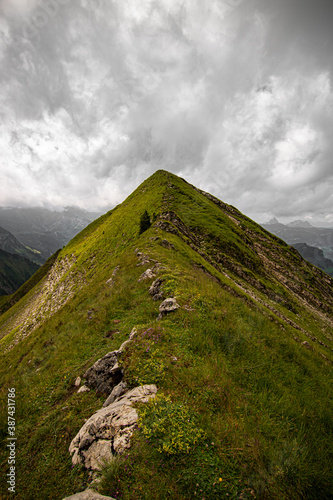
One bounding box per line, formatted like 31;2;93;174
0;170;332;499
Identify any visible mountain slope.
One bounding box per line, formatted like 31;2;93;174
0;170;332;500
0;249;40;296
293;242;333;278
262;220;333;261
0;225;43;265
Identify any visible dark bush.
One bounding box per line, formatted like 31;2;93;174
139;210;151;234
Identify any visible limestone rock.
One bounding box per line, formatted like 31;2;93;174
62;489;116;500
69;385;157;471
103;381;127;407
78;385;90;393
75;377;81;387
82;440;113;471
302;341;313;350
149;278;164;301
138;268;156;282
106;265;120;285
118;327;137;353
84;352;123;396
157;298;180;320
113;424;137;454
136;252;150;266
161;239;175;250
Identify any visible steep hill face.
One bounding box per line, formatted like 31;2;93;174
0;249;40;296
0;171;332;500
293;242;333;278
0;225;43;265
263;220;333;261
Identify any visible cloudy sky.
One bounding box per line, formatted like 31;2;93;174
0;0;333;224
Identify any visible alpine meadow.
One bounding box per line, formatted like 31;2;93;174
0;170;332;500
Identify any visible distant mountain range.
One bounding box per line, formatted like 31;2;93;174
0;206;100;262
263;218;333;275
0;224;43;265
292;243;333;278
0;206;100;296
0;248;40;295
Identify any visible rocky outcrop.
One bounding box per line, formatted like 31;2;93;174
69;385;157;471
83;328;137;396
157;298;180;320
103;381;127;408
77;385;90;393
161;239;175;250
63;489;116;500
136;252;151;266
149;278;164;300
138;268;156;282
106;265;120;285
118;327;137;353
84;352;123;396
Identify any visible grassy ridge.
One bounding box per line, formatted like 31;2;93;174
0;170;332;499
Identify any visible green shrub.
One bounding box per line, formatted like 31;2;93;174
139;210;151;234
138;393;205;455
127;348;167;386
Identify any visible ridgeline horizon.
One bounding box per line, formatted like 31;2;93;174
0;169;332;500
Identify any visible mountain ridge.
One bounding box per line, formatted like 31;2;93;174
0;170;332;500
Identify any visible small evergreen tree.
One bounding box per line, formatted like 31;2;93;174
139;210;151;234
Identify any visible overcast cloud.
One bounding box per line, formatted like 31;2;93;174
0;0;333;224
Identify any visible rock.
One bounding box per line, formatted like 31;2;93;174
78;385;90;393
103;381;127;407
106;265;120;286
302;341;313;350
118;327;137;353
138;268;156;282
103;329;119;339
84;328;137;396
82;440;113;471
149;278;164;300
84;352;123;396
161;239;175;250
69;385;157;471
62;489;116;500
75;377;81;387
137;252;150;267
113;424;137;454
157;298;180;320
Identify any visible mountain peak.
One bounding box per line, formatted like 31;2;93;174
1;171;333;499
266;217;280;225
287;219;314;228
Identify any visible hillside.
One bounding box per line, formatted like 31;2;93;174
262;220;333;261
0;249;40;296
0;170;332;500
293;243;333;278
0;225;43;265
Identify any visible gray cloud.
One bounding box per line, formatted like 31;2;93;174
0;0;332;224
